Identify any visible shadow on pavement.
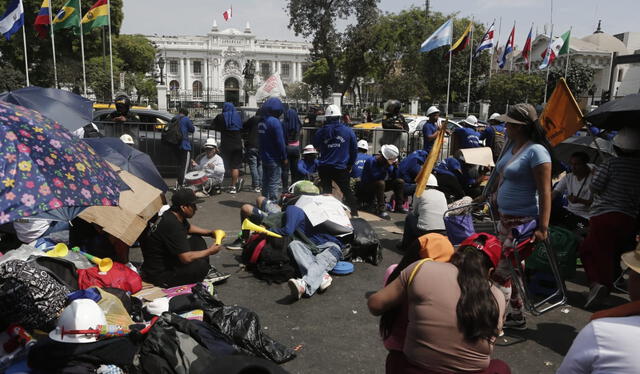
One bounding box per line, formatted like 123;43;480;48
524;322;579;355
217;199;246;209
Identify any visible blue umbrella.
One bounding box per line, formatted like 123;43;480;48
84;138;168;192
0;102;122;223
0;86;93;131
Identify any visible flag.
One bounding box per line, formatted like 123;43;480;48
223;6;232;21
450;22;472;54
81;0;109;32
474;21;494;58
52;0;81;33
521;25;533;65
498;25;515;69
539;29;571;69
0;0;24;40
255;73;286;101
539;78;583;146
415;128;445;197
34;0;51;39
420;19;453;53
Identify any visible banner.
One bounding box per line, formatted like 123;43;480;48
415;126;446;197
255;72;286;102
540;78;584;146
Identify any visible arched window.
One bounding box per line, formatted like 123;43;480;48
169;80;180;92
192;80;203;99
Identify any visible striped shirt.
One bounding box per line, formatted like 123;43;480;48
590;157;640;218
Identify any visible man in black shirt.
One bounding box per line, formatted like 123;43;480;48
141;189;229;287
243;113;263;192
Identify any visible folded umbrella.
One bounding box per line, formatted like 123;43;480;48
584;93;640;130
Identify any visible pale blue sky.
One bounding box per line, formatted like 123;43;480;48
121;0;637;48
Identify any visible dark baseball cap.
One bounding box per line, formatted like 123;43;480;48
495;103;537;125
171;188;197;206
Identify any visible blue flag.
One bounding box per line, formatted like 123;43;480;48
0;0;24;40
420;19;453;53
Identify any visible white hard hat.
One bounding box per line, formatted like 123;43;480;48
119;134;134;145
325;104;342;118
204;138;218;148
357;139;368;150
302;144;317;154
461;115;479;127
426;106;440;116
613;127;640;151
427;174;438;187
49;299;107;344
489;113;501;121
380;144;400;161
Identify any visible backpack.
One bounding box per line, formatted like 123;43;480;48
0;259;70;330
161;115;183;145
241;234;297;284
77;261;143;293
343;218;382;265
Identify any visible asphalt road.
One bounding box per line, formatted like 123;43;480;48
130;180;630;374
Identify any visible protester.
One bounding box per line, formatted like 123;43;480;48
399;174;447;249
398;149;428;197
350;139;372;180
481;113;507;162
551;151;593;230
422;106;441;154
368;233;508;374
342;109;352;125
433;156;466;203
357;144;405;219
381;100;408;131
174;108;195;187
258;98;287;201
313;104;359;217
70;219;131;264
282;108;302;190
107;94;139;123
558;244;640;373
140;189;229;288
243;111;263;192
453;115;481;151
491;103;554;330
297;145;319;181
580;126;640;309
214;102;244;194
191;138;225;196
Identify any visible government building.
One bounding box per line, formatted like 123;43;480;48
147;20;311;107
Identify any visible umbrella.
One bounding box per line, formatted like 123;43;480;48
295;195;353;235
0;86;93;131
554;135;615;164
84;138;168;192
583;94;640;130
0;102;122;223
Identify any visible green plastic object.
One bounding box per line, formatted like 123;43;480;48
526;226;578;279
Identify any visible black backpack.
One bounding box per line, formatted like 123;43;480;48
343;218;383;265
161;115;183;145
242;234;297;284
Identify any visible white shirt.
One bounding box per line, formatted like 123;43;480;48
553;169;594;219
413;189;448;232
557;316;640;374
13;219;52;244
196;154;225;184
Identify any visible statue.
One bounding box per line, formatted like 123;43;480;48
242;59;256;91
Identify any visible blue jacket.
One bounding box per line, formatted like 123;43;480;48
271;205;341;247
282;109;302;144
313;120;357;170
258;98;287;163
454;127;481;148
351;153;373;178
297;158;319;178
399;150;428;184
222;102;243;131
178;115;195;151
361;156;398;185
434;157;462;177
422;121;439;153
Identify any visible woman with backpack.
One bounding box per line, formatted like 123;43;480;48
368;233;509;374
281;108;302;191
214;102;244;194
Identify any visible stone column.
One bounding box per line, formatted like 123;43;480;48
410;99;419;115
204;59;209;92
272;60;276;75
157;85;167;111
180;58;185;91
185;58;191;93
298;63;303;81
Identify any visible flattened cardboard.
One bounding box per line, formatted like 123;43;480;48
458;147;495;167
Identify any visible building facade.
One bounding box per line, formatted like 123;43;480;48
148;21;311;107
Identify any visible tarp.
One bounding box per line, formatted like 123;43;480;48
255;73;286;102
294;195;353;234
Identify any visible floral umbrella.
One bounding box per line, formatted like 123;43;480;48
0;102;122;223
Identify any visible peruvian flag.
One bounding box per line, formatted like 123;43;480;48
521;26;533;66
539;29;571;69
223;6;232;21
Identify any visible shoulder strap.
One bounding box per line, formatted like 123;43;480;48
407;258;433;286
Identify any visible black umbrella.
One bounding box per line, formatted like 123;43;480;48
584;94;640;130
84;138;168;192
554;136;615;164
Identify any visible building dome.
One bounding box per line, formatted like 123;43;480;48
581;32;628;53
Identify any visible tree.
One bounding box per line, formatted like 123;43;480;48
0;64;26;91
114;34;156;73
485;72;546;113
547;62;595;100
302;58;332;101
287;81;312;105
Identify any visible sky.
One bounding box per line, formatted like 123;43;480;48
121;0;638;48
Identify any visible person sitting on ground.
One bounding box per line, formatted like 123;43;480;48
297;145;319;182
433;156;466;203
350;139;373;180
214;102;244;194
191;138;225;196
453;115;482;153
368;233;509;374
140;189;229;288
481;113;507;162
357;144;406;219
399;174;448;250
580;126;640;309
551;151;593;230
398;149;428;198
422;106;441;154
69;218;130;264
558;244;640;374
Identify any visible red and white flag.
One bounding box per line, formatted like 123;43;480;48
223;6;232;21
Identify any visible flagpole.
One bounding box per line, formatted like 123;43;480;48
107;0;115;101
48;0;58;88
528;23;533;73
466;19;474;116
564;26;572;77
494;17;502;76
20;13;30;86
446;50;452;117
509;21;516;73
543;24;554;104
78;0;87;95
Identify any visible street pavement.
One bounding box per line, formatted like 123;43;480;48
130;180;630;374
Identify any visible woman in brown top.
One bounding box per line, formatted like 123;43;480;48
368;233;511;374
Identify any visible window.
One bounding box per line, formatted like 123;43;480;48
169;60;178;74
618;69;624;82
281;63;290;77
301;63;309;75
193;60;202;74
169;80;180;91
192;81;203;99
260;62;271;77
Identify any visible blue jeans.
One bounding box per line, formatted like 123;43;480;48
261;161;282;201
282;145;300;192
246;147;262;188
288;241;341;296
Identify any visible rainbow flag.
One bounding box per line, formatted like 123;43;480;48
34;0;51;39
81;0;109;32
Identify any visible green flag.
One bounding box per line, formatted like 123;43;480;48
52;0;81;33
558;29;571;55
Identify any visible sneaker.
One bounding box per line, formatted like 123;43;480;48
253;186;261;193
205;269;231;284
227;237;244;250
395;206;409;214
379;211;391;220
288;278;306;300
195;191;209;198
236;178;244;192
585;283;609;309
319;274;332;293
504;312;527;330
229;186;237;194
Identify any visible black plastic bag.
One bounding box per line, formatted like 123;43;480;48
344;218;382;265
